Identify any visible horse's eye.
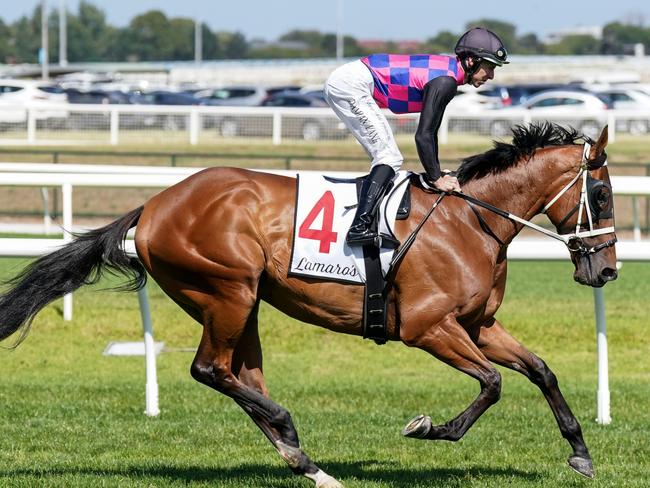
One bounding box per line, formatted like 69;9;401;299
595;187;611;210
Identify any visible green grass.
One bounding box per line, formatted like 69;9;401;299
0;259;648;487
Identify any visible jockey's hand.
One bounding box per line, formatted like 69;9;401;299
433;174;462;193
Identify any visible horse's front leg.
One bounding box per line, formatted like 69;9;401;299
478;319;593;478
401;315;502;441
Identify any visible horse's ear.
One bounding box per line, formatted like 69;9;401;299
587;125;608;168
589;126;608;159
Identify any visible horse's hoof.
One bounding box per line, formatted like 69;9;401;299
317;478;344;488
402;414;432;438
568;455;594;478
307;469;344;488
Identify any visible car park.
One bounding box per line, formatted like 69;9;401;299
0;79;69;127
214;92;348;141
195;86;269;106
124;90;202;130
486;90;610;138
591;87;650;134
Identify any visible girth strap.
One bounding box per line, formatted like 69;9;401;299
362;242;388;345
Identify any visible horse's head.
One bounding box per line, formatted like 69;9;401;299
543;126;618;287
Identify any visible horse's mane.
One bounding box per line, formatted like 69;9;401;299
456;122;585;184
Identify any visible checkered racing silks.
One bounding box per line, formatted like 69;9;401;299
360;54;465;113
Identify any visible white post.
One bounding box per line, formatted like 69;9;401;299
272;111;282;145
594;287;611;425
138;285;160;417
194;19;202;65
336;0;344;60
110;108;119;146
40;187;52;234
62;182;73;321
27;107;37;144
632;196;641;241
189;108;199;146
59;0;67;67
41;0;49;81
607;113;616;144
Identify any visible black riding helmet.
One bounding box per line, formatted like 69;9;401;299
455;27;509;79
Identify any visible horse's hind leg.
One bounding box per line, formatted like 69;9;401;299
477;319;593;478
191;296;342;488
401;315;502;442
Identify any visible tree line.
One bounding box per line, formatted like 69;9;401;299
0;2;648;64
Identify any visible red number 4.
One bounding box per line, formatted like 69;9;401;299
298;191;338;253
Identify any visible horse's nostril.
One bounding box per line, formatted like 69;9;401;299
601;268;618;281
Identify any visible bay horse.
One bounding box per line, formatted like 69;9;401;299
0;123;617;487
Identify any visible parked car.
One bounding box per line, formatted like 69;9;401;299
215;92;347;141
446;89;506;134
487;90;610;138
0;79;68;127
591;87;650;134
125;90;201;130
500;83;575;106
298;85;326;102
196;86;269;106
64;88;131;105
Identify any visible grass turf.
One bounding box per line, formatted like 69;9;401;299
0;258;648;487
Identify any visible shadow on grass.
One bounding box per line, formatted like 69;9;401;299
0;460;543;486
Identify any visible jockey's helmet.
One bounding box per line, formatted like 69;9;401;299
455;27;509;67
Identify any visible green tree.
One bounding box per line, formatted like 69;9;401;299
200;23;221;60
125;10;173;61
167;17;195;60
424;30;459;53
220;31;249;59
0;19;13;63
464;19;517;53
602;22;650;54
59;1;114;62
319;34;364;57
515;32;544;54
11;8;42;63
545;35;600;55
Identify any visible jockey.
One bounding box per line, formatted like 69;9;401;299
324;27;509;247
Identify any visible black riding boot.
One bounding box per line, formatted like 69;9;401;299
346;164;399;247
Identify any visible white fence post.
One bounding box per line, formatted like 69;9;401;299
27;107;37;144
594;287;611;425
138;285;160;417
62;182;73;321
272;111;282;145
632;197;641;241
607;112;616;144
40;188;52;235
189;108;199;146
110;108;119;146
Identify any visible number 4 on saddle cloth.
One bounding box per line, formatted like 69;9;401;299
290;171;412;344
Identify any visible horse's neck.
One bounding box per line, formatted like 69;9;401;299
463;152;563;245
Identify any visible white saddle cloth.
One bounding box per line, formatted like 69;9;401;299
289;171;410;284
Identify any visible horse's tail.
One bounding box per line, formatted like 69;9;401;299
0;206;146;347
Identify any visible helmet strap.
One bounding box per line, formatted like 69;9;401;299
460;56;481;83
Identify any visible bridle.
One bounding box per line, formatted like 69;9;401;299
417;141;617;256
541;141;617;254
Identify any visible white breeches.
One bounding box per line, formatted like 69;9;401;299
324;60;403;172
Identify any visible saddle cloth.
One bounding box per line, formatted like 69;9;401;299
289;171;410;284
